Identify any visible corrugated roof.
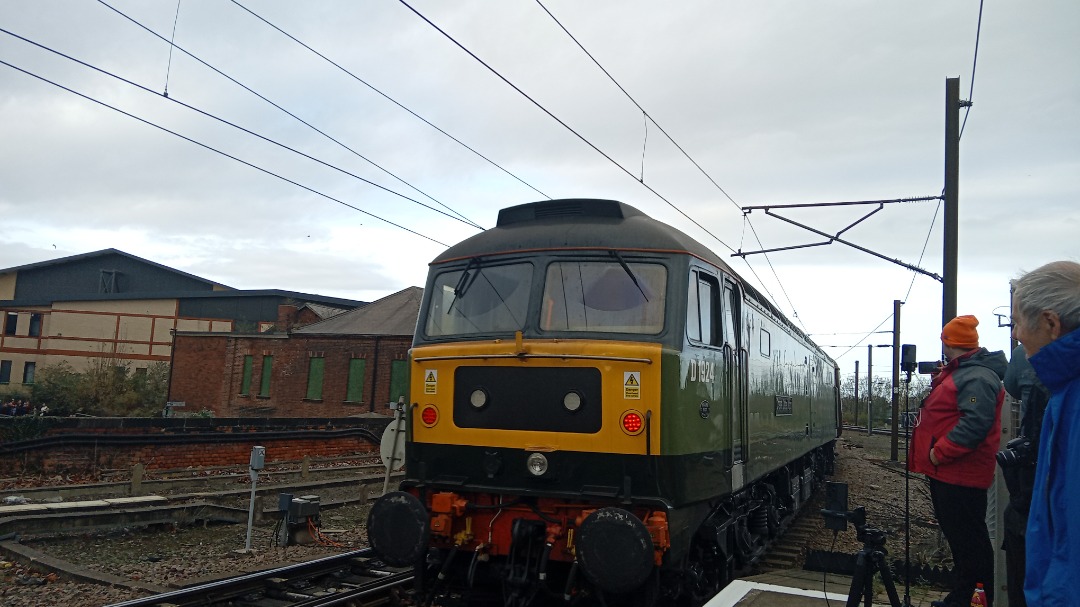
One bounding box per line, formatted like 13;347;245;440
294;287;423;336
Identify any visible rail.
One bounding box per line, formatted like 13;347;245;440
104;548;412;607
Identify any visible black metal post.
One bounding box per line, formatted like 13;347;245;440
854;360;860;427
867;345;873;435
943;78;960;328
891;300;901;461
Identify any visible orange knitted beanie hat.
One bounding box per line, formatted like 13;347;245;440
941;315;980;349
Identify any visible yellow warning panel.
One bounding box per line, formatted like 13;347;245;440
424;369;438;394
624;371;641;399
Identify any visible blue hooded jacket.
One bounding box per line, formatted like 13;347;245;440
1025;327;1080;606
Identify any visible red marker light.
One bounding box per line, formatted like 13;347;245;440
621;410;644;435
421;405;439;426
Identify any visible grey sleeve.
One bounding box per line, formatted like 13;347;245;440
945;369;1000;449
1003;346;1032;400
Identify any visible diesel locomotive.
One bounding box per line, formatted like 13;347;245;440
367;199;840;605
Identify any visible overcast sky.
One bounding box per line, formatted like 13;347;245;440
2;1;1077;382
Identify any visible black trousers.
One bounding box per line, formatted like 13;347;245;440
1001;501;1028;607
929;478;995;607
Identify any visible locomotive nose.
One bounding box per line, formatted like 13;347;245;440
576;507;655;593
367;491;429;567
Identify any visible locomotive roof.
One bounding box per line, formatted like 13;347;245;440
431;199;833;367
432;199;734;273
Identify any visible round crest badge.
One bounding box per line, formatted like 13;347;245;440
699;400;710;419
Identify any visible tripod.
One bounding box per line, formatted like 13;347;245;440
845;521;902;607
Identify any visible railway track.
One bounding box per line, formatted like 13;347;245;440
92;489;828;607
842;424;911;439
104;549;412;607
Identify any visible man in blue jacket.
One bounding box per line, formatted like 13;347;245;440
1012;260;1080;606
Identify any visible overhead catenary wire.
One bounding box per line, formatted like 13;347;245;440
0;27;476;229
534;0;810;328
959;0;984;140
0;59;450;248
228;0;549;207
396;0;739;256
162;0;180;97
832;314;895;361
96;0;483;231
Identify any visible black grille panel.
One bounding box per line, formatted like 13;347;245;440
496;199;624;226
453;366;602;433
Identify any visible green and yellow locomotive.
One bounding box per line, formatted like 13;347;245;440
367;199;839;604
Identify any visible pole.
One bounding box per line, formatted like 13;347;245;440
867;345;873;436
903;369;913;607
382;399;406;496
943;77;960;327
244;445;265;553
854;360;860;427
1009;282;1018;352
891;300;901;461
245;473;257;552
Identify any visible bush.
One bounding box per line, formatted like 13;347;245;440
29;361;82;415
0;415;57;442
28;359;170;417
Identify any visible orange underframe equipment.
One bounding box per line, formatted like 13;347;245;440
425;491;671;566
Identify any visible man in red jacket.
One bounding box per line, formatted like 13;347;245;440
909;315;1007;607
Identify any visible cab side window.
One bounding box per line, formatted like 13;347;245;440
687;270;722;346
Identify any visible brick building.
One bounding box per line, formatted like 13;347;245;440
0;249;361;392
168;287;422;418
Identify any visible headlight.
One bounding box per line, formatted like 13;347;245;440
563;391;583;412
470;388;489;409
526;452;549;476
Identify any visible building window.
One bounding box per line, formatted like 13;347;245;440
4;312;16;336
389;359;408;406
0;360;11;384
258;355;273;397
22;362;35;385
99;269;119;293
240;355;254;395
305;356;325;401
345;358;366;403
28;313;42;337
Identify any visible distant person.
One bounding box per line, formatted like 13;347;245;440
909;314;1006;607
999;344;1049;607
1012;260;1080;607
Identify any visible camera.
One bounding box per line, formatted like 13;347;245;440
996;436;1036;468
917;361;941;375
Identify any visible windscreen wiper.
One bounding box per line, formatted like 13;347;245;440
447;257;481;313
610;250;649;302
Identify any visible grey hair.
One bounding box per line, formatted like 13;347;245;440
1014;260;1080;334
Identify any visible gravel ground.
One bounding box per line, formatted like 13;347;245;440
1;499;373;606
0;434;949;607
804;431;949;569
